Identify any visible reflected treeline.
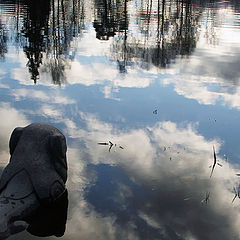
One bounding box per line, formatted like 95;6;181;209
41;0;85;84
110;0;240;71
0;0;85;84
22;0;85;84
22;0;50;83
111;0;203;70
93;0;129;40
0;21;7;60
1;0;240;81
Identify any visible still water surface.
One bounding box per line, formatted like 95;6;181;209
1;0;240;239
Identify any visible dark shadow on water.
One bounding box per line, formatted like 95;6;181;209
25;190;68;237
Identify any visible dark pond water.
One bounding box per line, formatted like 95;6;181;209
1;0;240;239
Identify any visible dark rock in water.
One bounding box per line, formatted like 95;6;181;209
0;123;68;239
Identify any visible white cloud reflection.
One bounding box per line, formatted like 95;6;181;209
65;60;152;99
0;102;29;167
158;7;240;110
160;50;240;108
1;3;240;240
1;101;240;239
12;88;76;105
4;0;240;111
60;113;240;240
63;5;240;109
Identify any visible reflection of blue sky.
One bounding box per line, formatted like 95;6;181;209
160;8;240;107
2;43;240;162
6;8;240;112
4;5;240;108
2;100;240;239
1;74;240;239
1;1;240;239
58;113;240;240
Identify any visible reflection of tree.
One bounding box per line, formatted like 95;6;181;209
232;0;240;13
152;0;200;68
2;0;240;80
42;58;70;85
0;22;7;60
46;0;85;84
3;0;85;84
113;0;204;69
111;0;203;71
93;0;129;40
22;0;50;83
43;0;85;84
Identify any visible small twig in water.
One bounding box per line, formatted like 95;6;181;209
109;141;114;152
210;146;217;178
201;192;210;204
98;142;109;145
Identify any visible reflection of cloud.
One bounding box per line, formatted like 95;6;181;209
62;113;240;240
161;53;240;109
5;2;240;111
74;27;112;57
159;8;240;110
65;60;152;99
9;51;69;87
0;83;9;89
0;105;239;239
12;89;49;101
12;88;76;105
0;69;5;75
0;102;29;167
162;74;220;105
63;147;140;240
0;69;8;89
66;61;118;86
38;104;63;118
11;49;153;99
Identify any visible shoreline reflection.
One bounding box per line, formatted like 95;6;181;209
0;0;239;82
1;0;240;113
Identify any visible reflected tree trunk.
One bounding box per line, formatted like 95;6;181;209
0;22;7;59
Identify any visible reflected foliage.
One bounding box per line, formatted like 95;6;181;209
0;22;7;60
26;190;68;237
42;58;70;85
22;0;50;83
111;0;202;70
1;0;240;81
21;0;85;84
0;0;85;84
93;0;129;40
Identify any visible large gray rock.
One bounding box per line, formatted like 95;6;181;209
0;123;68;239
